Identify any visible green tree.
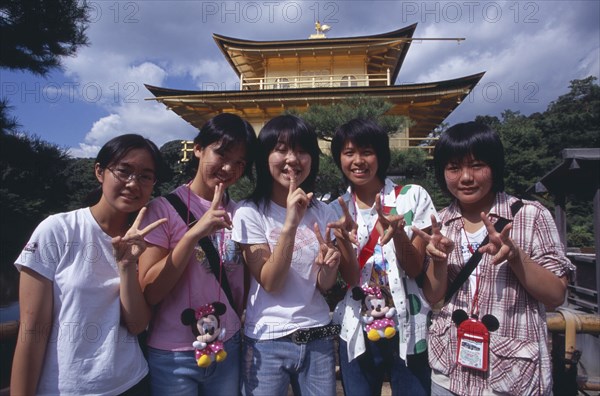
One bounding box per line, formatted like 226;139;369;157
287;95;411;141
535;77;599;248
315;154;344;201
537;76;600;158
0;0;90;75
0;99;19;134
157;140;192;196
62;157;96;210
495;110;554;196
0;131;71;271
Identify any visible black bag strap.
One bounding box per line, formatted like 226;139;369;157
443;200;523;304
164;193;236;310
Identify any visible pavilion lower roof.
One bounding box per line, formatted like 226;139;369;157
146;72;484;140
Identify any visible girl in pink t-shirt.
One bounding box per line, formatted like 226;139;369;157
139;113;257;395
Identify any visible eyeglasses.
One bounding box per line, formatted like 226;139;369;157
107;167;157;186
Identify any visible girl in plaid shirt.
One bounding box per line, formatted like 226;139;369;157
413;122;574;396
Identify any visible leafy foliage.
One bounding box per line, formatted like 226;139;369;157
156;140;193;196
315;154;345;201
0;0;90;75
0;99;19;134
287;95;411;141
0;131;71;270
62;157;96;210
495;110;555;196
537;76;600;158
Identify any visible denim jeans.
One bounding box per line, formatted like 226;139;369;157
242;335;336;396
147;331;241;396
339;335;431;396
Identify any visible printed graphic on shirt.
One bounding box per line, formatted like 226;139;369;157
368;245;389;286
24;242;38;253
195;232;243;273
268;225;318;279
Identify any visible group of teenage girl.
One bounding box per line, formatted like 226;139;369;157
11;112;574;396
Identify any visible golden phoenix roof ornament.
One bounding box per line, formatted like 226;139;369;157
309;20;331;39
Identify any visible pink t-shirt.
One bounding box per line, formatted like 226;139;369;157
141;185;244;351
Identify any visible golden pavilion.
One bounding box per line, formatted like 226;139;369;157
146;23;484;155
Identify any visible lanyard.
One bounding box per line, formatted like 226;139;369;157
461;218;483;317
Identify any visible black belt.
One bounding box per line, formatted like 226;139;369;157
285;323;341;344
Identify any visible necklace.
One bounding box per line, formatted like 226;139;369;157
461;218;476;254
461;216;488;317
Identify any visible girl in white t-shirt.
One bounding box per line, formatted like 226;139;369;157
138;113;257;395
232;115;355;396
12;134;169;395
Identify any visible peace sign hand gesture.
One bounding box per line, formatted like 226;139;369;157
112;207;167;270
478;212;518;265
411;214;455;263
374;193;406;245
191;183;232;239
327;197;358;245
313;223;341;270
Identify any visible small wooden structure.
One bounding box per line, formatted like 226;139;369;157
528;148;600;394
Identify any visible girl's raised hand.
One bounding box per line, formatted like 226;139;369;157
478;212;518;265
411;214;455;263
374;193;406;245
191;183;232;238
285;175;313;227
327;197;358;245
313;223;340;269
112;207;167;269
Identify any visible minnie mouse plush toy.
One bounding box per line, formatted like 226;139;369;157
352;285;397;341
181;302;228;368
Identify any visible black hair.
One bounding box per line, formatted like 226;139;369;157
433;121;505;196
189;113;257;180
250;114;320;210
330;118;390;184
85;133;168;206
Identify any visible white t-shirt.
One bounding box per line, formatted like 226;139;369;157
232;199;337;340
461;226;488;299
15;208;148;396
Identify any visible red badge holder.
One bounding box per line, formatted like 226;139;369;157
452;310;499;372
456;317;489;371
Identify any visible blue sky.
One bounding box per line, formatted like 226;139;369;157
1;0;599;157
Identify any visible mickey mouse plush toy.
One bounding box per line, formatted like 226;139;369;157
352;285;397;341
181;302;228;368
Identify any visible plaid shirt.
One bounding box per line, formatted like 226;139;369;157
428;192;575;396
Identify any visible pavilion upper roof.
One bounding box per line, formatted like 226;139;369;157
213;24;418;83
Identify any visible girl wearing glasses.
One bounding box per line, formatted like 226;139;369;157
138;113;257;395
11;134;169;395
